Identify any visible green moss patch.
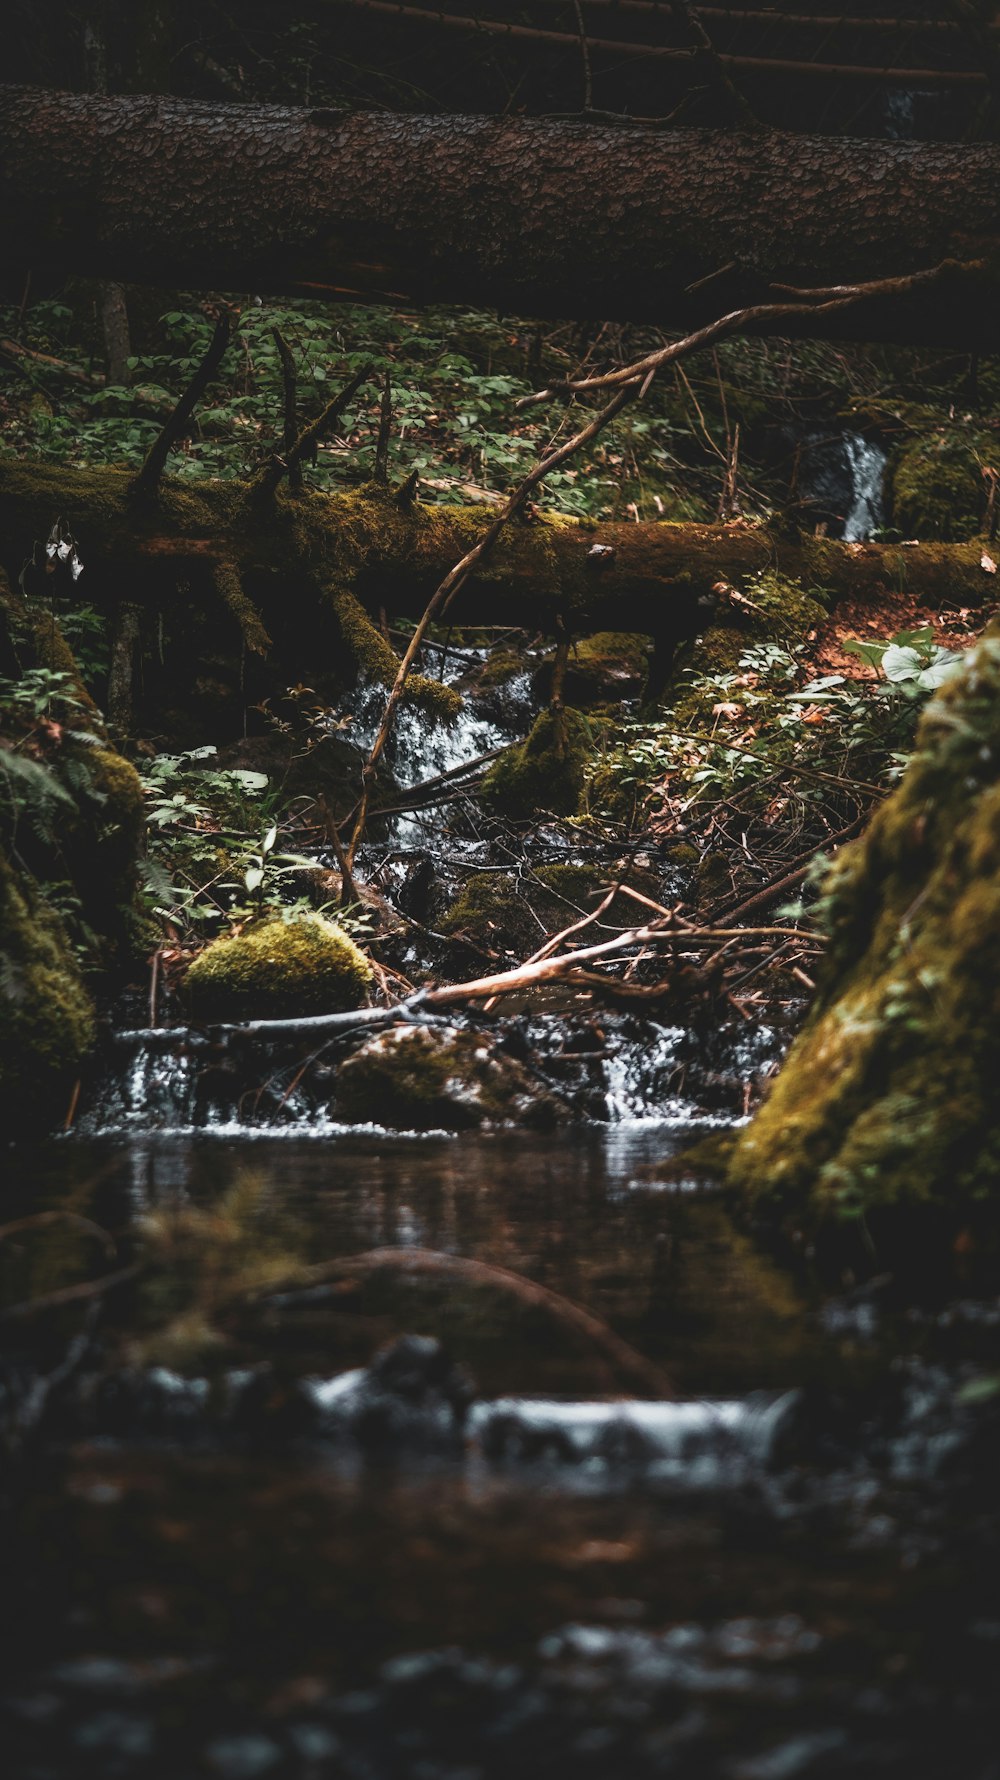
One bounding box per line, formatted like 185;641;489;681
726;625;1000;1265
534;631;652;705
0;855;95;1133
890;431;985;542
183;914;373;1022
480;707;595;819
440;860;653;960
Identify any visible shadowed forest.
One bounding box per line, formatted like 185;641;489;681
2;6;1000;1778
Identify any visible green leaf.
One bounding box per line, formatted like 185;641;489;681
917;655;961;690
880;644;923;683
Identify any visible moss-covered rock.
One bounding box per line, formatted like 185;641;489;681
440;861;654;960
183;915;373;1022
890;431;985;542
533;632;651;705
726;625;1000;1270
334;1023;566;1130
0;854;95;1133
480;708;594;819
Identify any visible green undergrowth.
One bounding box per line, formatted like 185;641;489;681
585;573;938;833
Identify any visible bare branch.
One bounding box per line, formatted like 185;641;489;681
253;361;374;499
131;311;232;497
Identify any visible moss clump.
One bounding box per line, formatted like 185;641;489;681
335;1024;564;1130
481;708;594;819
0;855;95;1133
890;432;984;541
726;625;1000;1267
183;915;373;1022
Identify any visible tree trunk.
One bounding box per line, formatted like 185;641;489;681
3;87;1000;346
99;281;132;387
0;462;993;645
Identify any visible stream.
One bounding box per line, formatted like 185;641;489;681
4;481;997;1779
4;1112;1000;1779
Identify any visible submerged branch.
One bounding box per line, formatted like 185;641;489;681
255;1245;673;1397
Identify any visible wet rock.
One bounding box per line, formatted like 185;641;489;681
203;1732;283;1777
532;632;652;706
333;1024;568;1130
305;1335;475;1455
480;707;595;819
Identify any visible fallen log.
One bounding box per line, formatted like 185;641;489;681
3;87;1000;346
0;462;993;660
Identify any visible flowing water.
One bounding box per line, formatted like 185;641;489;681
841;435;887;543
3;607;996;1778
4;1113;1000;1779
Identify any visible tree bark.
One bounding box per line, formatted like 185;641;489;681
2;87;1000;346
98;281;132;387
0;461;992;641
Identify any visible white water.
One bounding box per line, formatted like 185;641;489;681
842;433;887;541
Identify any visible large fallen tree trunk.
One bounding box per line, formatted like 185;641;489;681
2;87;1000;346
0;462;992;659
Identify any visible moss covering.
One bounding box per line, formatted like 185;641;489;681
334;1023;564;1130
726;624;1000;1264
890;431;985;542
480;707;595;819
324;582;461;720
183;914;373;1022
0;854;95;1133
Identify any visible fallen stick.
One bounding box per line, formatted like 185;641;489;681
112;915;819;1046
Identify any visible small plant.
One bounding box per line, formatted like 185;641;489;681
842;624;961;694
0;667;89;723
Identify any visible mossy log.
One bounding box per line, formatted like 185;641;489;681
726;623;1000;1275
0;463;993;678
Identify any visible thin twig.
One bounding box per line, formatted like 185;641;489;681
271;326;302;492
0;1264;141;1323
374;367;392;482
519;259;983;408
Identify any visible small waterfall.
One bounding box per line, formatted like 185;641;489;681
841;433;886;541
